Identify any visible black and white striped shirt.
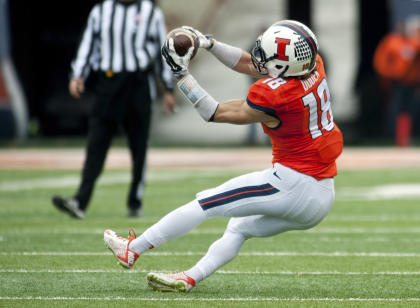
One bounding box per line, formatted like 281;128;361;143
71;0;173;94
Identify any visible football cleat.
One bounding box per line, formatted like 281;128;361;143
104;229;139;269
146;272;196;293
52;195;85;219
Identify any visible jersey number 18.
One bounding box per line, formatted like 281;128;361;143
302;78;334;139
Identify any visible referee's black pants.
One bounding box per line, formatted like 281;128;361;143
74;72;151;212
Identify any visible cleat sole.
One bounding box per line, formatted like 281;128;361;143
146;273;187;293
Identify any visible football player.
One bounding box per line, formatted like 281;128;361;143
104;20;343;292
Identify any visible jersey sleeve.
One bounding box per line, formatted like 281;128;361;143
246;82;278;117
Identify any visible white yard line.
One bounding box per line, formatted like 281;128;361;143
3;227;420;235
307;228;420;234
1;296;419;302
326;215;420;221
0;171;223;192
2;269;420;275
1;251;420;257
338;183;420;200
1;172;420;201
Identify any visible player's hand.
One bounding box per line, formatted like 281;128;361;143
69;78;85;99
182;26;214;49
162;38;194;79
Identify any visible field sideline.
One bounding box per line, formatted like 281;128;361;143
1;147;420;307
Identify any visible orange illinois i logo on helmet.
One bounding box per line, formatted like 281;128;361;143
275;38;291;61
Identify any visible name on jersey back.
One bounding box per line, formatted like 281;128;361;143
300;70;320;91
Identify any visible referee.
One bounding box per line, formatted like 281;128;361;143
52;0;175;218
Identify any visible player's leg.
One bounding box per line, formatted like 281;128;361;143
104;199;208;268
107;169;275;263
131;199;207;251
146;164;335;291
146;230;243;292
145;214;317;293
104;169;272;267
181;226;246;284
182;204;332;287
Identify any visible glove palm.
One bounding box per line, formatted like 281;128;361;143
162;37;195;78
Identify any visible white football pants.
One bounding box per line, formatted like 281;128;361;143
135;163;335;282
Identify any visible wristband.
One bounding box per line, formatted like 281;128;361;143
177;74;219;122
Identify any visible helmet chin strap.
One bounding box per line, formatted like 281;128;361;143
268;65;289;78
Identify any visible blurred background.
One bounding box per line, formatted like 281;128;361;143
0;0;419;147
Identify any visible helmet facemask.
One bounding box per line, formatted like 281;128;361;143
251;37;268;75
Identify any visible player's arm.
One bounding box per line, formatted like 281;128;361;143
209;42;261;78
231;52;262;79
182;26;261;79
176;73;279;127
213;99;279;128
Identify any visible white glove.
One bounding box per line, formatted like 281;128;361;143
182;26;214;50
162;37;195;78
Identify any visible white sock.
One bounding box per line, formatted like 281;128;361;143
129;200;207;254
185;231;246;283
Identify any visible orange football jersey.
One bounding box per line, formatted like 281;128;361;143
247;55;343;179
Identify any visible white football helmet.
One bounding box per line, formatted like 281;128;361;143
251;20;319;78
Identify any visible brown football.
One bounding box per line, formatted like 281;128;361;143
166;28;199;59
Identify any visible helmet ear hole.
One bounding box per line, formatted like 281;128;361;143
275;65;283;69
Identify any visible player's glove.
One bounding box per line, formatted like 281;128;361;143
162;37;195;78
182;26;214;50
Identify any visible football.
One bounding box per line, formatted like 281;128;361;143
166;28;199;59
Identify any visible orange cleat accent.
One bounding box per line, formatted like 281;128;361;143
104;229;139;269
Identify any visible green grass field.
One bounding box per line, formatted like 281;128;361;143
1;166;420;307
